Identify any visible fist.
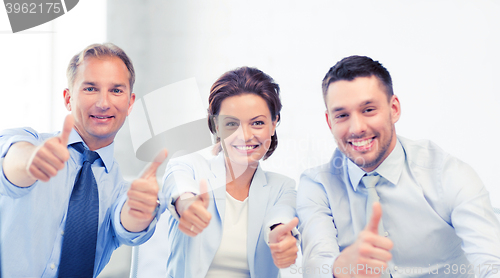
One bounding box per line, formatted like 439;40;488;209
125;149;168;221
27;114;73;182
269;217;299;269
175;179;212;237
333;203;393;278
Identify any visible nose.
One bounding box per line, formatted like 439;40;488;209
235;124;254;142
96;92;110;110
349;113;367;136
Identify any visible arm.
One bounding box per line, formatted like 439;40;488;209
3;141;38;187
297;173;340;278
263;178;298;242
263;177;300;268
1;115;72;192
444;157;500;277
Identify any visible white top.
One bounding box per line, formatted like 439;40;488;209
206;192;251;278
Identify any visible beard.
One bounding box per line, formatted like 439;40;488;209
347;125;395;171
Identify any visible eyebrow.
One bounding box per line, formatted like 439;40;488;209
82;82;96;87
221;115;267;121
82;82;127;88
330;100;375;113
222;116;239;121
251;115;266;120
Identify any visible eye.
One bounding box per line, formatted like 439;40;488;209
363;107;376;114
112;88;123;94
335;113;348;119
252;121;265;126
225;121;239;127
84;87;96;92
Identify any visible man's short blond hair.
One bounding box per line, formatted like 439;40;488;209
66;43;135;92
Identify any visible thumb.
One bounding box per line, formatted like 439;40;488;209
140;149;168;179
365;202;383;234
280;217;299;235
269;217;299;243
59;114;73;146
199;179;210;209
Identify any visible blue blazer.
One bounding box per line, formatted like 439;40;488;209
161;153;297;278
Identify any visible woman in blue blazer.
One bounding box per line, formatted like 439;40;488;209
162;67;299;278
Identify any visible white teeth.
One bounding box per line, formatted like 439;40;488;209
351;138;373;147
235;145;256;150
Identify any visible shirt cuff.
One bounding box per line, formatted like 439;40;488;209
167;191;198;221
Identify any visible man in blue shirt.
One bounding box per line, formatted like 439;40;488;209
297;55;500;278
0;43;165;277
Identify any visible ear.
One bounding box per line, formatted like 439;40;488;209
63;89;72;111
325;110;333;130
390;95;401;124
127;93;136;116
211;116;219;136
271;115;279;136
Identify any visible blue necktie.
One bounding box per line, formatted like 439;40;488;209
58;143;100;278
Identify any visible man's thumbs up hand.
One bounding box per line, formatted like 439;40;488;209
26;114;73;182
121;149;168;233
332;203;393;278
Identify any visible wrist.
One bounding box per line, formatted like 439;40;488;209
175;192;196;216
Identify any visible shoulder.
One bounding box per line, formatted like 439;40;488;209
300;148;344;184
166;152;212;170
398;136;450;169
399;135;482;195
261;170;296;190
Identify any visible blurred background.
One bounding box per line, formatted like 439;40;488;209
1;1;499;277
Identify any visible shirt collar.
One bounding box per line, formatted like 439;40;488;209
347;138;404;191
67;129;115;173
375;139;404;185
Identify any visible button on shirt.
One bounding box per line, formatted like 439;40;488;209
297;136;500;278
0;127;157;278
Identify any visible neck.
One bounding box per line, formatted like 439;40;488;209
224;158;258;201
75;130;114;151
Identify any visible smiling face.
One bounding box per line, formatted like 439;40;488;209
64;56;135;150
325;75;401;172
216;93;277;168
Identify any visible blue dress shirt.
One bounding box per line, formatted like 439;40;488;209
0;127;156;278
297;136;500;278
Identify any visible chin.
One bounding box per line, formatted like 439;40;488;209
227;153;261;167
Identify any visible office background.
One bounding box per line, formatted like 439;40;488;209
1;1;499;277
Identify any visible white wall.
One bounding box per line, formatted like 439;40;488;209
2;1;496;204
1;1;499;277
106;0;500;208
